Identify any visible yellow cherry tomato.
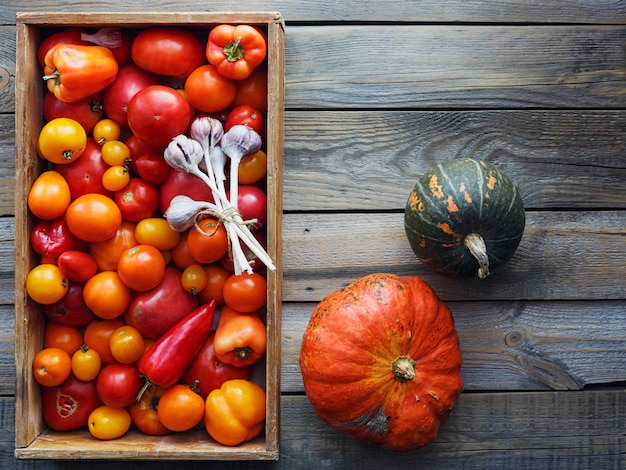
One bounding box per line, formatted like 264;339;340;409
181;264;208;295
93;118;121;145
134;217;181;251
25;264;69;305
101;140;131;167
71;344;102;381
88;405;132;440
37;117;87;164
27;170;71;220
102;165;130;192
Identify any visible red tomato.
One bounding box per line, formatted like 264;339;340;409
157;384;205;432
131;27;206;79
225;105;264;134
128;385;171;435
41;373;102;431
42;281;95;327
184;64;237;113
158;168;215;214
102;64;160;127
96;363;144;408
57;250;98;283
65;193;123;243
198;263;230;305
231;64;268;113
113;178;159;222
43;321;83;356
222;272;267;313
84;27;134;66
227;185;267;231
43;91;104;134
55;137;113;199
181;331;253;399
127;85;193;147
37;28;91;68
134;151;170;184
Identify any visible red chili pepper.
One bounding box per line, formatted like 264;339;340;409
138;300;216;397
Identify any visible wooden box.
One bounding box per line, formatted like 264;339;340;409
14;12;283;460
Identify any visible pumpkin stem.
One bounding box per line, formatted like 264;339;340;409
392;356;416;383
464;232;491;279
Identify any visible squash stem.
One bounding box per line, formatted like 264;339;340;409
392;356;416;383
464;232;490;279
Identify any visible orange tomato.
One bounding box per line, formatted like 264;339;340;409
27;170;71;220
65;193;122;243
25;264;69;305
109;325;145;364
44;321;83;356
157;384;205;432
181;264;208;295
89;220;137;272
71;344;102;381
83;318;125;365
170;230;197;270
117;244;166;292
134;217;181;251
186;219;229;264
83;271;131;319
32;347;72;387
198;263;230;305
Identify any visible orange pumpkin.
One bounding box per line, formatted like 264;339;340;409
299;273;463;452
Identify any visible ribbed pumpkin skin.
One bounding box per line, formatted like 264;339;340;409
299;273;463;452
404;158;525;279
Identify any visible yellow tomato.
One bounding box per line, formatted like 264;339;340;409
37;117;87;164
102;165;130;192
134;217;181;251
101;140;131;167
25;264;69;305
88;406;131;440
93;118;121;145
27;170;71;220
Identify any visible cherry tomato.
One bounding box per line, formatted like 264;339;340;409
134;217;180;251
157;384;205;432
222;272;267;313
65;193;122;243
102;63;160;127
186;219;229;264
55;137;113;199
134;151;170;185
184;64;237;113
131;27;206;79
42;281;95;327
117;244;166;292
109;325;145;364
89;220;137;272
44;321;83;356
27;170;71;220
102;165;131;192
181;264;208;295
26;264;69;305
225;105;264;134
83;271;132;319
43;91;104;134
128;385;171;436
38;117;87;165
84;318;125;365
71;344;102;381
228;185;267;231
198;263;230;305
114;178;159;222
127;85;192;147
93;118;121;144
231;64;268;113
88;405;131;440
33;347;72;387
238;149;267;185
96;363;143;408
101;140;131;167
57;250;98;283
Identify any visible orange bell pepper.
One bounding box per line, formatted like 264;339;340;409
206;24;267;80
43;44;119;103
213;306;266;366
204;379;266;446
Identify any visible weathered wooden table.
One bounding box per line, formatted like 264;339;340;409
1;1;625;469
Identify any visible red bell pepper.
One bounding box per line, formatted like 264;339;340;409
206;24;267;80
138;300;216;395
213;306;267;367
43;44;119;103
29;217;88;264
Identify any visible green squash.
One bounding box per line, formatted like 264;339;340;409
404;158;525;279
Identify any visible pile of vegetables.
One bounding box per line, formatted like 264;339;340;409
28;23;272;445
